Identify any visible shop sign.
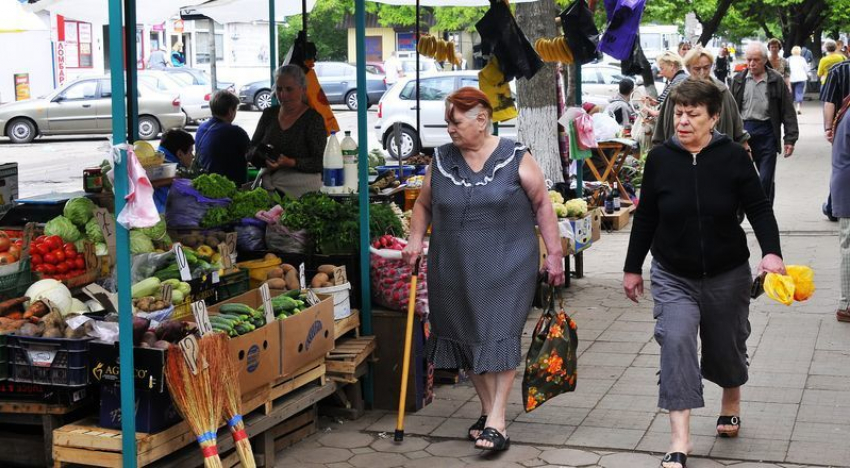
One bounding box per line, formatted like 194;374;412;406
14;73;30;101
56;41;66;85
152;23;165;32
397;32;416;52
173;19;184;33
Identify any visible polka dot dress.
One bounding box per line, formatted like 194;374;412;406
426;138;539;374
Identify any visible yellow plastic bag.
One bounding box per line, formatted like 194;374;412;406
786;265;815;301
764;272;795;306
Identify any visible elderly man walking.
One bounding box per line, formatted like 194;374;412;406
731;42;799;204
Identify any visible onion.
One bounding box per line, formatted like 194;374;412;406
24;279;73;315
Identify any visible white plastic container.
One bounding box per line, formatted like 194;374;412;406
311;282;352;320
145;163;178;181
322;132;344;188
341;131;358;193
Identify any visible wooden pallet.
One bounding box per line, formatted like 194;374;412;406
52;360;327;468
0;399;93;467
334;309;360;340
326;336;376;384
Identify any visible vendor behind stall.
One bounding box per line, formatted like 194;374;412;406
195;90;251;186
154;129;194;212
251;65;326;198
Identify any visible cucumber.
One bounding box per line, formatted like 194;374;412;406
219;303;255;315
272;295;299;312
284;289;301;298
220;313;249;321
295;300;305;307
234;324;252;335
211;314;242;324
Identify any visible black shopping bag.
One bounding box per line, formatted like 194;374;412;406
621;36;649;76
522;285;578;412
559;0;600;65
476;0;543;81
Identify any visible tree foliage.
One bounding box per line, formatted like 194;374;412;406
278;0;350;62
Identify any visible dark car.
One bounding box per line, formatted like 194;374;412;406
163;67;235;93
238;62;387;111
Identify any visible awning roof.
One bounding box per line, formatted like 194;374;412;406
184;0;318;24
23;0;206;25
1;0;48;33
368;0;537;6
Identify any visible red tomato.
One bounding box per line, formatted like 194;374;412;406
30;254;42;266
56;263;69;274
32;264;44;273
74;257;85;269
63;260;76;271
36;244;51;256
46;236;63;250
64;248;77;260
42;264;57;274
53;250;66;262
35;235;47;243
13;239;22;247
63;242;77;252
43;253;57;264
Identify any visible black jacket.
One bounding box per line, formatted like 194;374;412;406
731;68;799;153
624;134;782;279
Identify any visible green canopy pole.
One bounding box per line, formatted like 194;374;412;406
574;62;583;197
354;0;374;405
269;0;276;83
108;0;137;465
123;0;138;140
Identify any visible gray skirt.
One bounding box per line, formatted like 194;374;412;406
262;168;321;199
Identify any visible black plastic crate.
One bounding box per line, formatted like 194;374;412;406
0;380;89;404
8;335;91;387
0;334;7;381
215;269;250;303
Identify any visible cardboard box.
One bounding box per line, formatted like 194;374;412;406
601;207;631;231
591;208;602;242
278;294;335;378
99;383;182;433
206;289;283;393
0;163;18;220
89;342;167;393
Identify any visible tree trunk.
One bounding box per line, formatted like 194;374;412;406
515;0;563;183
695;0;735;46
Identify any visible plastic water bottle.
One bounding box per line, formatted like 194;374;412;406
323;132;344;190
341;131;358;193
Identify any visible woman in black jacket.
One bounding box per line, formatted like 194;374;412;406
622;79;786;468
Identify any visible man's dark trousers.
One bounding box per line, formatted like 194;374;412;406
744;120;778;204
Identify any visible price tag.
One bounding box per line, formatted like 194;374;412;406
94;208;116;262
259;283;274;323
173;244;192;281
191;300;213;335
82;283;118;312
218;243;233;269
20;223;34;262
178;335;205;376
83;242;98;272
211;270;220;283
333;266;348;286
225;232;237;255
299;263;306;290
305;289;321;306
161;283;173;303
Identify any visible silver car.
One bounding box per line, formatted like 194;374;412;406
0;76;186;143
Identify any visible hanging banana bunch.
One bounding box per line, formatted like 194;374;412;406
534;36;574;64
417;34;462;66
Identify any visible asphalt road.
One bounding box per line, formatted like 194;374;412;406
0;106;381;199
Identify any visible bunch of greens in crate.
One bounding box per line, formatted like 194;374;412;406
199;188;282;228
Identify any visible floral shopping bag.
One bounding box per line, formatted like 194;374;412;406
522;285;578;412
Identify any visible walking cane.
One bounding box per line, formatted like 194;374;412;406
395;256;421;442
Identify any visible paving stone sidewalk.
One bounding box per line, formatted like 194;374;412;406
275;103;849;467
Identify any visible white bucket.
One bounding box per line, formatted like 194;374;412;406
311;282;352;320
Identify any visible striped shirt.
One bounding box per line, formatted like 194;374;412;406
820;60;850;108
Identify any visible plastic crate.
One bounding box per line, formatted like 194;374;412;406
8;335;91;387
0;258;30;300
216;269;250;303
0;334;7;381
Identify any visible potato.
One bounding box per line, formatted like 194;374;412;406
284;270;300;290
317;265;336;276
311;273;329;288
264;253;279;262
281;263;295;273
43;328;63;338
321;282;334;288
215;231;228;242
266;268;284;279
183;235;201;248
205;236;220;248
265;278;287;290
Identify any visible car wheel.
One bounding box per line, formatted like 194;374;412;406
7;118;36;144
254;90;272;110
345;90;360;111
137;116;161;140
385;126;419;160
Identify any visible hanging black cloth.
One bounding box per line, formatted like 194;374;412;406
289;30;317;67
621;36;649;76
475;0;543;82
559;0;600;65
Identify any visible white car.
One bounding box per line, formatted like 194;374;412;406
580;64;642;106
138;71;211;124
375;71;517;159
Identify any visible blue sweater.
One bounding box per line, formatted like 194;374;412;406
195;118;250;185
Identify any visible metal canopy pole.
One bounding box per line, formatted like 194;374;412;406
123;0;138;141
302;0;308;34
108;0;138;466
269;0;276;84
574;62;582;197
415;0;420;148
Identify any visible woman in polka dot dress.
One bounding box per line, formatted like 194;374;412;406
402;87;565;451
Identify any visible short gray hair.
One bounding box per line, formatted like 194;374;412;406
274;64;307;89
825;39;837;53
746;41;769;60
209;90;239;118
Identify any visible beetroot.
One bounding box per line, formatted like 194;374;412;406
132;316;150;346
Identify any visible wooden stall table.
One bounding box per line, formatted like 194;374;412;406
584;138;639;207
0;397;92;467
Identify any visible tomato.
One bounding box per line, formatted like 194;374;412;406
13;239;22;247
46;236;63;250
74;257;85;270
36;243;51;256
32;264;44;273
30;254;42;266
42;264;56;274
53;250;66;263
35;235;47;243
43;253;57;264
64;248;77;260
0;252;17;265
8;245;21;260
63;242;77;252
56;263;69;274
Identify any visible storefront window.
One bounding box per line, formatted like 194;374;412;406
63;20;94;69
196;32;224;64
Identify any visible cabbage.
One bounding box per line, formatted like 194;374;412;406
138;215;168;241
129;231;154;255
63;197;96;226
45;216;82;242
95;243;109;256
25;279;73;315
85;218;105;243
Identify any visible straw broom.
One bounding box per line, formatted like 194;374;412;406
204;332;256;468
166;336;224;468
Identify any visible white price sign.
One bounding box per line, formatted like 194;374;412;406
299;263;306;290
191;300;213;335
259;283;274;323
173;244;192;281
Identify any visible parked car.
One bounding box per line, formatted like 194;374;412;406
364;62;385;75
314;62;387;110
374;71;517;159
238;79;273;111
400;57;440;75
138;70;211;124
580;64;642;105
0;76;186;143
162;67;235;93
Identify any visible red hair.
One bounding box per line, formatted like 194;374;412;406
445;86;493;124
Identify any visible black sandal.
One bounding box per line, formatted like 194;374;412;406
716;415;741;438
475;427;510;451
467;415;487;441
661;452;687;468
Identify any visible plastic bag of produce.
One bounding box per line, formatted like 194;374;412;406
370;242;428;316
236;218;267;252
165;178;231;228
265;223;310;254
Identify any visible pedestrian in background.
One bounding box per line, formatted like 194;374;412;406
731;41;799;204
195;90;250;186
767;38;790;88
645;51;686;120
677;40;692;58
170;42;185;67
383;51;404;87
146;46;169;70
624;78;785;468
402;87;564;453
605;78;637;127
830;103;850;322
819;57;850;221
788;46;809;115
715;47;731;85
818;40;845;84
